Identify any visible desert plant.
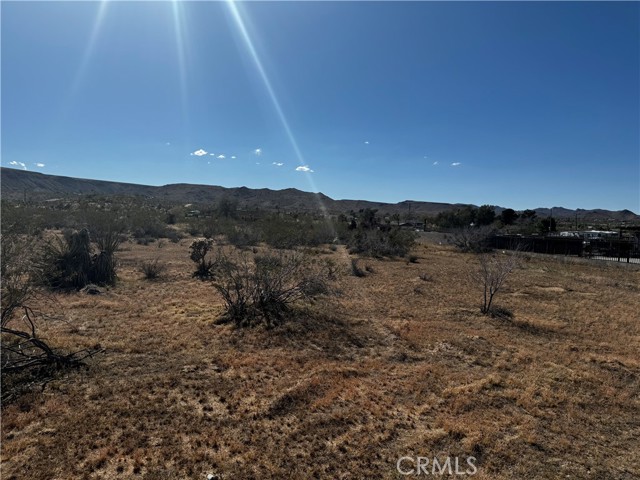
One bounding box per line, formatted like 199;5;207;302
473;251;520;315
345;227;416;258
351;258;366;277
189;239;215;278
139;258;167;280
1;234;37;326
38;229;119;290
1;232;101;402
446;226;494;253
92;230;120;285
39;230;92;289
213;249;330;328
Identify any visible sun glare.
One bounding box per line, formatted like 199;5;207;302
171;0;190;142
225;0;334;229
69;0;109;99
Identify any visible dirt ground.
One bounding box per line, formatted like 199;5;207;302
2;239;639;479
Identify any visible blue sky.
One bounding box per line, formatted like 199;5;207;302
2;1;639;212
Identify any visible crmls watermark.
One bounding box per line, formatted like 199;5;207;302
397;456;478;476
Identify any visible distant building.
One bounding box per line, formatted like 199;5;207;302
560;230;617;240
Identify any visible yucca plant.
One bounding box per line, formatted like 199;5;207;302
38;229;120;290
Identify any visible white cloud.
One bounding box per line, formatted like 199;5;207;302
217;154;226;159
433;161;439;166
231;156;236;159
192;149;208;156
272;162;284;166
451;162;461;167
35;163;45;168
166;142;171;146
364;141;370;145
295;165;314;173
9;161;27;170
256;162;261;165
254;148;262;156
209;153;215;156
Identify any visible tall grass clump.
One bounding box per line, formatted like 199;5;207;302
139;258;167;280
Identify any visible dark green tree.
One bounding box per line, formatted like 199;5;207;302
476;205;496;226
537;217;557;234
500;208;518;225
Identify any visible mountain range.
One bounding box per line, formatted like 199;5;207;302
1;167;638;221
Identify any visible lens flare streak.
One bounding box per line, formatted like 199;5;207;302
225;1;332;226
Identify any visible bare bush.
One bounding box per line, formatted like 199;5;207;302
1;234;37;326
212;249;331;328
473;250;521;315
446;226;494;253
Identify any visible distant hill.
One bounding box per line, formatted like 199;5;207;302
1;167;638;221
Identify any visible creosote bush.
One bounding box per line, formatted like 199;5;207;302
212;248;331;328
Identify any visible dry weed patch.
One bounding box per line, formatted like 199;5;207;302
2;240;639;479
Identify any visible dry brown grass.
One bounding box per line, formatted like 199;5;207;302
2;238;639;479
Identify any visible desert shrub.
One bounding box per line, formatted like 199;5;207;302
473;251;520;315
1;232;99;402
225;224;262;247
260;215;336;249
92;231;120;285
345;227;416;258
260;216;306;249
1;234;37;326
38;229;119;290
189;239;215;278
351;258;366;277
323;259;338;280
408;255;419;263
139;258;167;280
446;226;494;253
213;249;330;328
